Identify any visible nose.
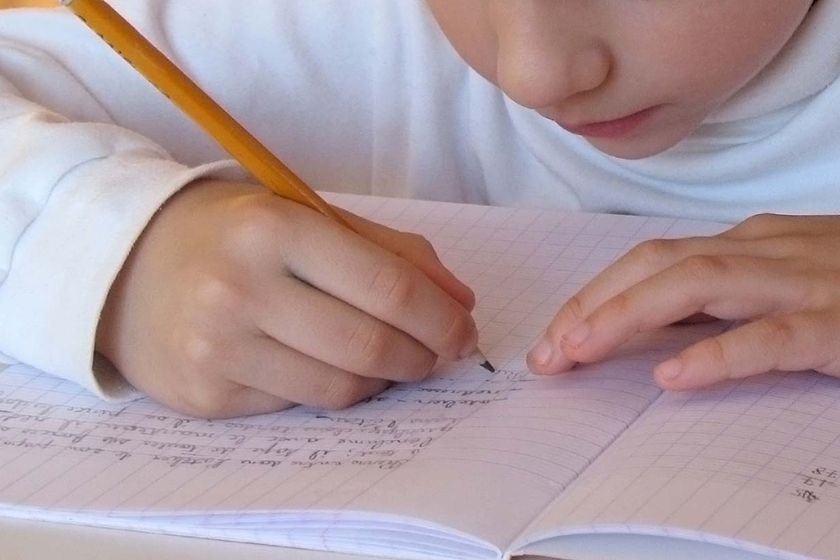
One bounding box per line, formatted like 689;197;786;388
493;3;612;109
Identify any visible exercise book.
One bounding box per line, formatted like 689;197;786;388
1;193;838;560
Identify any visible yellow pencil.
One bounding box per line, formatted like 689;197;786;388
59;0;494;373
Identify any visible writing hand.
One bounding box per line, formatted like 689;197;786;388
527;214;840;389
96;180;477;418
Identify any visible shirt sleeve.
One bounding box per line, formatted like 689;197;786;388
0;28;236;400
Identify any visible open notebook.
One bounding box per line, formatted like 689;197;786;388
1;193;839;560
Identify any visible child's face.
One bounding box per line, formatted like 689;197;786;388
427;1;813;159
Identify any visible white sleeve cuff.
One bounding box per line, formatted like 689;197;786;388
0;151;238;401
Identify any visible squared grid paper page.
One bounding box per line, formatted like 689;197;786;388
519;371;840;560
0;193;725;559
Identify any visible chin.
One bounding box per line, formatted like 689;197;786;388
585;133;685;160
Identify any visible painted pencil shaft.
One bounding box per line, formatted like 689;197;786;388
60;0;350;228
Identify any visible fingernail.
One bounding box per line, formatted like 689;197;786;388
528;337;554;366
561;321;591;348
656;358;682;382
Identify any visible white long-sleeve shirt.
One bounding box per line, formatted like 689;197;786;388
0;0;838;399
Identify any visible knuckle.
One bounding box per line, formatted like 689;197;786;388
320;375;365;410
406;232;437;257
729;213;781;236
753;318;796;355
369;260;416;312
190;275;242;315
345;317;391;376
554;294;588;334
725;212;804;240
179;331;222;374
678;254;729;281
629;238;678;269
603;291;635;318
701;336;730;374
224;198;292;253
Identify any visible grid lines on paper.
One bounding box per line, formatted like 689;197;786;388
541;367;840;559
0;193;731;552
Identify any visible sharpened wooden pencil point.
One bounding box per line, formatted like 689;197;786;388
468;348;495;372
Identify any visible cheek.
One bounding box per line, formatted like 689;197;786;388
426;0;499;84
641;1;812;109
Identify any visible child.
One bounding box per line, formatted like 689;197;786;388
0;0;837;418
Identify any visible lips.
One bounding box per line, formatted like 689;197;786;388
559;106;660;139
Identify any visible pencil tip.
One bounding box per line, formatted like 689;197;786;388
480;360;496;373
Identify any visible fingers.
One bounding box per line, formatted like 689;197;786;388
525;211;840;393
167;332;391;419
528;237;730;373
253;276;439;382
655;310;840;390
208;388;296;419
230;335;390;410
145;377;297;420
285;214;478;362
527;229;824;375
547;256;811;369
